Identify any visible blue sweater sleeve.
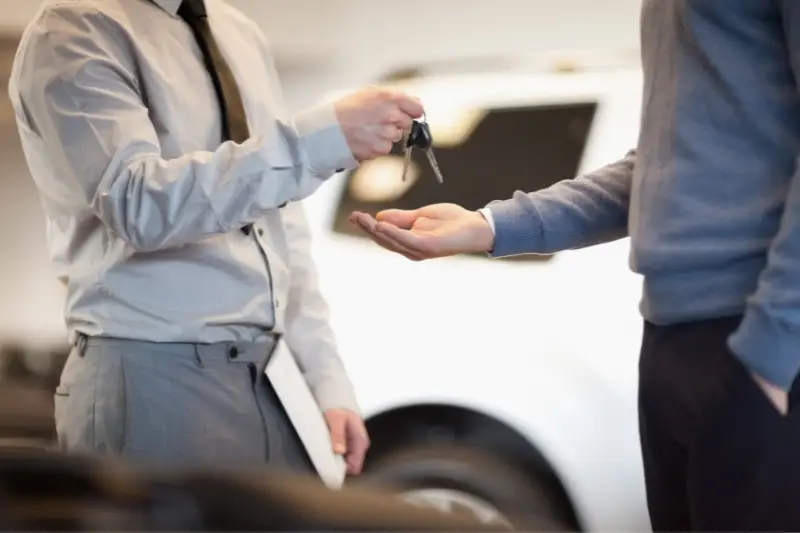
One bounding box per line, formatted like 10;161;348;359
728;1;800;391
486;150;635;257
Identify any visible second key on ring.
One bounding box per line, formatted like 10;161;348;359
401;118;444;184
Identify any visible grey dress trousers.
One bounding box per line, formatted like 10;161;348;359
54;335;316;474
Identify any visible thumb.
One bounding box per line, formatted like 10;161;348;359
325;411;347;454
376;209;420;229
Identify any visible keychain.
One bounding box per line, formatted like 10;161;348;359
401;114;444;184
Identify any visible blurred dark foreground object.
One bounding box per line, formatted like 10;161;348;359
0;448;512;532
0;382;57;447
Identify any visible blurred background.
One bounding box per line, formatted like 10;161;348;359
0;0;641;344
0;1;648;531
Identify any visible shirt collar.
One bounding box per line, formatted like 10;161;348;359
150;0;183;15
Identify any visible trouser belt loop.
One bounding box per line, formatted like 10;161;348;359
75;333;88;358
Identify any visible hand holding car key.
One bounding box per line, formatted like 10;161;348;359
401;114;444;184
348;113;480;261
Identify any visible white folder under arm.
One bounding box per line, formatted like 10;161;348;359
265;339;347;489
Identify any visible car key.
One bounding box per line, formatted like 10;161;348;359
401;115;444;184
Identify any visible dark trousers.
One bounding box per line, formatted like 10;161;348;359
638;316;800;531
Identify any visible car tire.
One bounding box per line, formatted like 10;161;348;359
358;444;575;531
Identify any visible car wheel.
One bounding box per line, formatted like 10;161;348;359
358;444;575;530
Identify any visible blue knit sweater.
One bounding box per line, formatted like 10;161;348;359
487;0;800;391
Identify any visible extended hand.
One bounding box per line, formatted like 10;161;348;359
324;408;370;475
334;86;424;161
751;372;788;415
349;203;495;261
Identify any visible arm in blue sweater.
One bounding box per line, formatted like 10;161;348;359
486;150;636;257
728;2;800;391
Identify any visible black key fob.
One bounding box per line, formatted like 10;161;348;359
407;120;432;150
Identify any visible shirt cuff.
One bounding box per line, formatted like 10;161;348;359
311;378;362;415
478;208;496;256
292;103;358;177
478;208;496;235
485;197;545;257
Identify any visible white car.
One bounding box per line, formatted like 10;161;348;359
301;62;650;531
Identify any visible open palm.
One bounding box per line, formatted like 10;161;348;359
348;203;494;261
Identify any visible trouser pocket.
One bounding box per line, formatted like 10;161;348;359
54;344;127;455
687;350;793;531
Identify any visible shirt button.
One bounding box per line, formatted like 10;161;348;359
229;346;239;359
257;228;264;237
275;300;281;309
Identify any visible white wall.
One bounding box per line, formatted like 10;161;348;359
0;0;642;108
0;0;641;343
0;1;642;59
0;120;66;344
237;0;643;109
329;0;641;80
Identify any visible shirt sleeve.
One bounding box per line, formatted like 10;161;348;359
243;13;355;181
12;5;355;253
727;1;800;391
485;150;636;257
280;201;361;414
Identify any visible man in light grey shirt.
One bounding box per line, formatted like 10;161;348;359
8;0;423;474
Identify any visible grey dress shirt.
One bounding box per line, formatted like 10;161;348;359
7;0;361;412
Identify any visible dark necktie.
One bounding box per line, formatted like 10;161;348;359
178;0;250;144
178;0;254;233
